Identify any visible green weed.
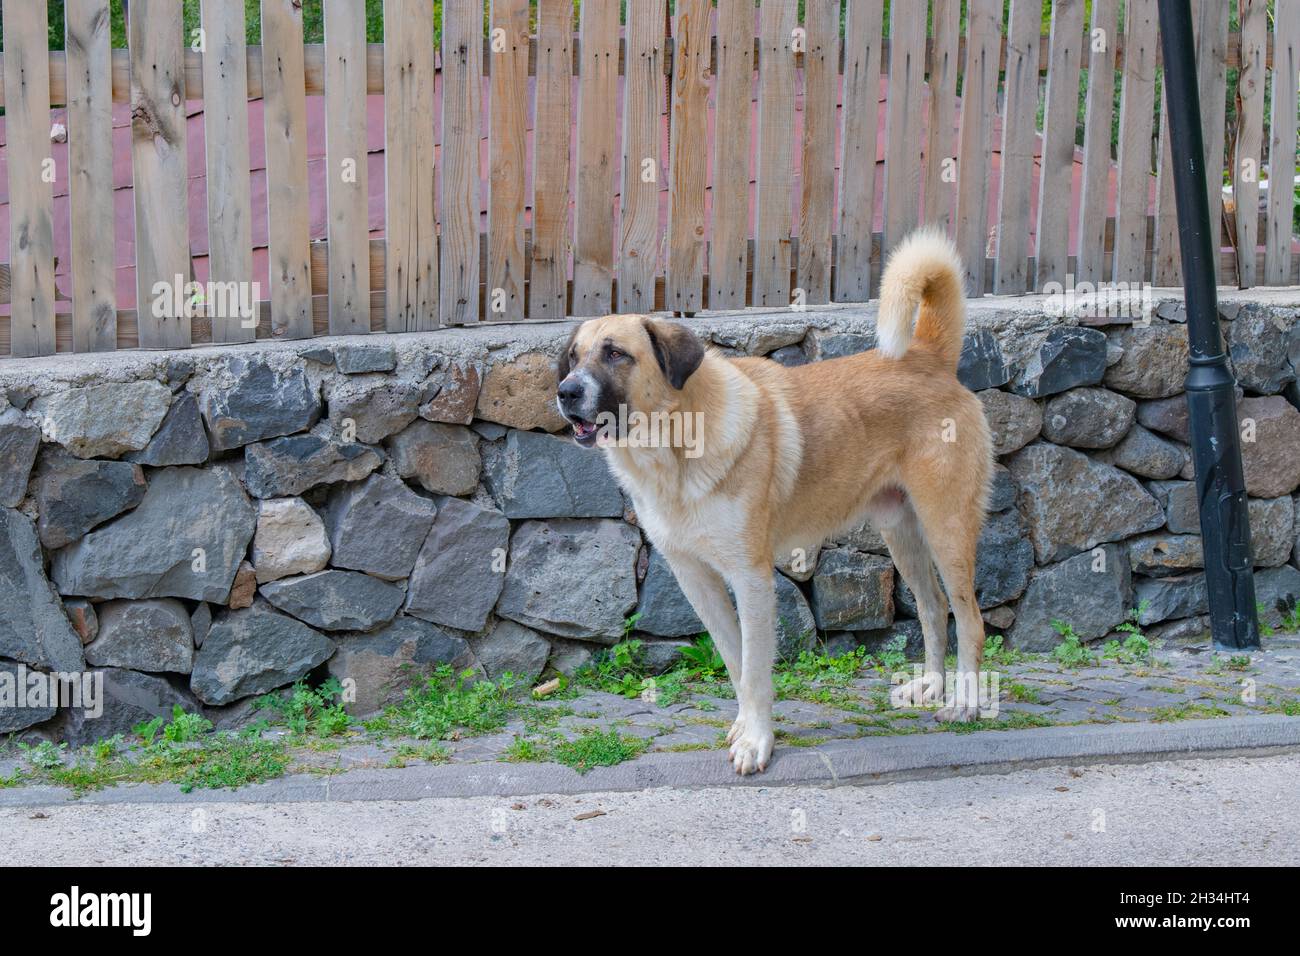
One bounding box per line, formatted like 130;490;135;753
255;678;351;737
365;666;519;741
551;728;649;774
1050;621;1098;668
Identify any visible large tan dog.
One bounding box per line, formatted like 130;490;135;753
555;229;992;774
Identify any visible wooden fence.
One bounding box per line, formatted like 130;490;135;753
1;0;1298;358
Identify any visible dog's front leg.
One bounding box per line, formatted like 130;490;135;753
727;568;777;775
663;553;743;688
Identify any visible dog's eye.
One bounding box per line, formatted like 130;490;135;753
608;349;623;361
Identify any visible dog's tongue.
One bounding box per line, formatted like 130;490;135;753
574;421;596;438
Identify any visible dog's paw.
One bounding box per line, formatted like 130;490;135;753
890;674;943;708
933;703;980;723
729;725;774;775
725;715;748;746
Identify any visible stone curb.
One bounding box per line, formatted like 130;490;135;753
3;715;1298;807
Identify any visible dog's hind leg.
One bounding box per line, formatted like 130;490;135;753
906;491;986;723
878;504;950;709
663;552;743;688
725;566;777;775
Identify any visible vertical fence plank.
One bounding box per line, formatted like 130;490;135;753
1152;86;1182;286
530;0;571;319
488;0;528;322
797;0;838;305
954;0;1002;293
1233;0;1268;288
261;0;313;339
64;0;116;352
1076;0;1119;285
619;0;666;313
1111;0;1157;284
1034;0;1084;290
835;0;883;301
130;0;191;350
881;0;926;258
1195;0;1230;284
384;0;437;331
991;0;1041;294
201;0;255;343
573;0;619;315
710;0;754;309
923;0;961;232
440;0;483;324
667;0;712;312
3;0;55;358
1265;0;1300;285
753;0;797;309
324;0;370;334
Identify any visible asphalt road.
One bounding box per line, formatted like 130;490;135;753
6;753;1297;866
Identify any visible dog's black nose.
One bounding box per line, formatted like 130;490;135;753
557;377;584;405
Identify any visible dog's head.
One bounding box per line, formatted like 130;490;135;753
555;315;704;448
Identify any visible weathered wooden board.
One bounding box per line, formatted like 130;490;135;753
64;0;117;352
1034;0;1085;290
992;0;1042;294
529;0;572;319
618;0;666;313
324;0;370;334
383;0;438;331
881;0;927;258
1265;0;1299;285
1077;0;1120;285
797;0;838;305
573;0;619;315
1233;0;1268;287
261;0;314;339
1111;0;1157;284
1195;0;1230;284
440;0;484;324
666;0;711;313
753;0;797;309
954;0;1002;293
488;0;529;322
130;0;192;350
835;0;884;302
923;0;961;232
710;0;755;309
202;0;256;343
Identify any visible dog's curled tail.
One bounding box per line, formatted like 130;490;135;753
876;227;967;368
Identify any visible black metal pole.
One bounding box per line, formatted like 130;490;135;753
1156;0;1258;650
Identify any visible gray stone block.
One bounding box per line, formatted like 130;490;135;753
1005;442;1164;563
405;497;510;633
497;519;641;642
85;599;195;673
261;570;405;632
482;429;624;519
32;449;147;549
201;357;321;452
323;473;438;580
1008;544;1131;651
190;601;336;705
51;466;257;603
31;380;172;459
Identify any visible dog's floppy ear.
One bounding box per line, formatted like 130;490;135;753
555;325;579;382
643;318;704;390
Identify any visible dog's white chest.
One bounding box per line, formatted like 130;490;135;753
630;490;749;570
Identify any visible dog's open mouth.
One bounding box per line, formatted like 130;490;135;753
571;418;599;447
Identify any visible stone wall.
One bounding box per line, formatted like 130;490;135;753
2;291;1299;743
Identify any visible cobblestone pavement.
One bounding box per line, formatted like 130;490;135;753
4;635;1297;787
286;634;1300;775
